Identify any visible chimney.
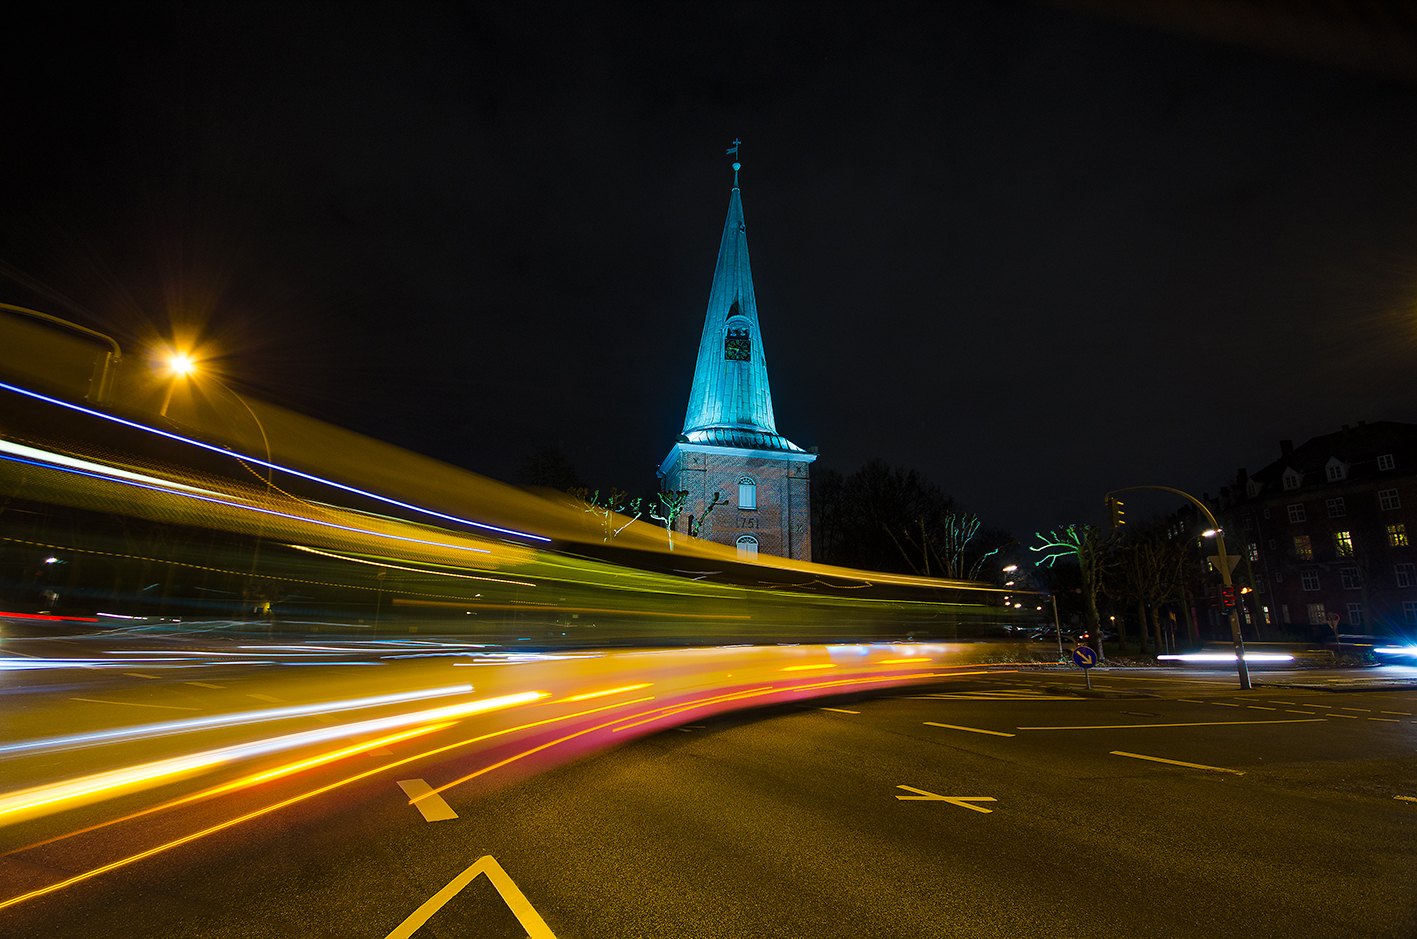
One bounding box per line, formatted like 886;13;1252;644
1280;439;1293;458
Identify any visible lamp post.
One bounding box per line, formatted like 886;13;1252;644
158;350;276;621
1106;486;1251;690
1;302;123;404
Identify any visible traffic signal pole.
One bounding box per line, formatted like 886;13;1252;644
1105;485;1251;691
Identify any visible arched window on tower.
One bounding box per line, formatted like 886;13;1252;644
736;534;759;560
737;476;757;509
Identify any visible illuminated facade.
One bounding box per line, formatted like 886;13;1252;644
658;169;815;560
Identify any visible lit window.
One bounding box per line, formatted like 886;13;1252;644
1396;563;1417;588
1340;567;1361;590
1301;570;1320;591
1261;605;1272;624
1389;523;1409;547
1379;488;1401;511
1248;543;1259;561
735;534;759;560
1347;602;1362;626
1333;531;1353;557
1406;601;1417;626
737;476;757;509
1307;602;1326;624
1326;497;1345;518
1378;454;1395;471
1287;504;1306;523
1293;535;1313;560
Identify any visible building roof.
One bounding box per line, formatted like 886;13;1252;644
1238;420;1417;502
679;180;803;452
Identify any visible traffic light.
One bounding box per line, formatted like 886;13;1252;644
1219;585;1236;611
1106;495;1126;535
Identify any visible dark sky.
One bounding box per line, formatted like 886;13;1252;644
5;2;1417;537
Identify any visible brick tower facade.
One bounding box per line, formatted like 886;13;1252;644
658;158;816;560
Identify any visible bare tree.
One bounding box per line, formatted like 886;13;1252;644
1032;524;1114;654
649;490;690;551
568;487;643;541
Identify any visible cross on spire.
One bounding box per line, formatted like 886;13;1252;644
726;138;742;188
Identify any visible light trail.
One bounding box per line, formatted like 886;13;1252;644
286;544;537;587
0;451;496;557
0;691;542;826
0;695;657;911
0;684;476;757
0;380;550;542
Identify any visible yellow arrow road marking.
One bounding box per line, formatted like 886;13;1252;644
384;855;556;939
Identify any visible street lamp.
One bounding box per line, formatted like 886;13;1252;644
1107;486;1251;690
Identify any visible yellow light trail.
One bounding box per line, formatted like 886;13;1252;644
563;683;653;702
780;663;836;671
0;694;658;911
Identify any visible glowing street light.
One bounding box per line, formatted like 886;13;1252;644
1105;485;1251;690
166;352;197;378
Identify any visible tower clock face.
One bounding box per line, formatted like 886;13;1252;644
725;334;751;361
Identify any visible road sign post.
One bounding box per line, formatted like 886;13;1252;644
1072;644;1097;690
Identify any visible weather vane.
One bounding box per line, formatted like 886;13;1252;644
726;138;741;187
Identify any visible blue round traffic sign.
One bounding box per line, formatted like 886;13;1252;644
1071;646;1098;669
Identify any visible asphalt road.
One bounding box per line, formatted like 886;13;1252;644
4;668;1416;939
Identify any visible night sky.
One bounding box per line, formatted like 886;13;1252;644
5;2;1417;539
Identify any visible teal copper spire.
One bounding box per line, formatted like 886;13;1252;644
679;164;805;453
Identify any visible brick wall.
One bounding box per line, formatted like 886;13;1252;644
661;448;813;561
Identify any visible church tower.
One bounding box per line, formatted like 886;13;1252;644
658;151;816;561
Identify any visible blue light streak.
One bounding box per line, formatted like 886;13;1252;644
0;380;550;543
0;452;494;556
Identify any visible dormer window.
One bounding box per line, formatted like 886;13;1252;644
1246;479;1260;499
1378;454;1395;471
1282;468;1302;491
1325;458;1347;482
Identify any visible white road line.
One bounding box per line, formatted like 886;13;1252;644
397;779;459;822
820;707;860;714
184;681;223;689
1212;702;1240;707
1177;699;1204;704
1247;706;1276;711
1329;714;1359;719
1381;711;1412;716
1369;718;1400;722
924;721;1015;737
1285;710;1314;714
1111;751;1245;775
1341;707;1370;712
1017;719;1325;730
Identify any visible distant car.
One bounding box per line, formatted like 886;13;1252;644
1029;627;1075;644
